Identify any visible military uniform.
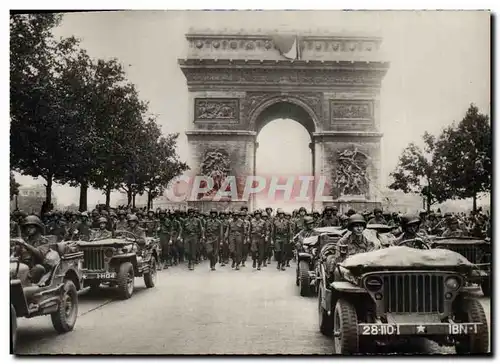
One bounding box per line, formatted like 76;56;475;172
272;212;292;270
182;213;204;270
249;214;267;269
204;213;223;270
336;232;375;261
158;215;173;265
91;229;112;240
115;219;128;231
126;225;146;244
227;213;247;270
10;220;21;238
320;215;340;227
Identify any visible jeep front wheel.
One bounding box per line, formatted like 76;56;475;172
299;261;310;297
333;299;359;354
144;259;157;288
10;304;17;353
318;287;333;336
117;262;135;300
51;279;78;333
455;298;489;354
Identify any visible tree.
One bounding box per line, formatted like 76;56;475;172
10;13;80;206
388;132;452;212
434;104;491;211
10;171;20;200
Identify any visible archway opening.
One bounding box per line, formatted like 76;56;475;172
253;100;316;212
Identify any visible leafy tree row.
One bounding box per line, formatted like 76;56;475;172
389;104;491;212
10;13;188;211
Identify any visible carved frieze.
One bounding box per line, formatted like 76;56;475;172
330;100;373;122
332;146;370;199
194;98;240;122
184;68;383;87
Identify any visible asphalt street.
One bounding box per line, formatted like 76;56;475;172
14;261;490;355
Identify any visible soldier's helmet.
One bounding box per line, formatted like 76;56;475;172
159;209;166;215
401;214;421;227
346;208;356;216
261;211;268;218
80;212;89;219
91;209;99;216
340;214;349;221
299;207;307;213
266;207;273;212
241;210;247;216
148;210;155;215
332;206;339;211
277;208;284;215
347;214;367;231
110;211;117;218
210;208;218;215
187;208;194;214
324;206;333;212
374;207;383;214
22;215;44;231
127;214;139;222
419;209;427;216
101;210;109;216
304;216;314;225
98;217;108;224
254;209;262;216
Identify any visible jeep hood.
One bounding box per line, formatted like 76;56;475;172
340;246;474;269
77;238;131;247
432;237;489;245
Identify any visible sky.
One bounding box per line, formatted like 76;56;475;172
13;10;490;207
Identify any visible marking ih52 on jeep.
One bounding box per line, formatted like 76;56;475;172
76;230;160;300
317;243;489;354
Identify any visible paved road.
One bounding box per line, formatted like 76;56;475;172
15;261;490;355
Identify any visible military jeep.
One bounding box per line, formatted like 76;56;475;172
295;227;345;297
431;237;491;297
317;243;489;354
76;230;160;300
10;238;84;352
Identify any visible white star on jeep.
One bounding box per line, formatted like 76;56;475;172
416;325;426;333
82;274;87;279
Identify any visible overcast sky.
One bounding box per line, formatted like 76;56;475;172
14;10;490;207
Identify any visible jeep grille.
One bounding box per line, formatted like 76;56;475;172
383;273;444;314
82;248;105;270
438;244;481;264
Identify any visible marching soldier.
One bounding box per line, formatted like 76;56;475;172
227;211;247;270
219;211;230;266
272;208;292;271
249;210;267;270
115;210;128;231
91;217;113;240
261;211;271;267
294;207;307;234
182;208;204;270
172;210;184;264
241;209;251;267
144;210;159;238
320;206;340;227
205;208;223;271
368;208;387;225
158;209;173;268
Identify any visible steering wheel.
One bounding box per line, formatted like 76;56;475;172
114;230;140;242
396;238;431;250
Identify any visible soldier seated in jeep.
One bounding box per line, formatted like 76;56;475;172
11;215;61;286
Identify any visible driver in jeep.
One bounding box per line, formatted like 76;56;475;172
91;217;113;241
393;214;430;248
336;214;375;258
125;214;146;245
294;216;315;250
11;215;60;286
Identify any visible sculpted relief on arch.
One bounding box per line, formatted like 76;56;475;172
331;145;370;199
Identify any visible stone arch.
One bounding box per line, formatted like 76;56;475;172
248;95;321;135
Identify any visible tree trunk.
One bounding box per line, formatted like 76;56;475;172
105;187;111;208
127;187;132;206
45;175;53;206
132;192;136;208
147;190;153;210
472;192;477;212
79;181;88;212
426;197;431;213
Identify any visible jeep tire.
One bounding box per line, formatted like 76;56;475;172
10;304;17;353
318;287;333;336
117;262;135;300
144;259;157;288
333;299;359;354
51;279;78;333
455;298;489;354
299;261;310;297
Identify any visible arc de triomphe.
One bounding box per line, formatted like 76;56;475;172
178;30;389;213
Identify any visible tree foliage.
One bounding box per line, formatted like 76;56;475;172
389;132;452;211
434;104;491;211
10;13;189;210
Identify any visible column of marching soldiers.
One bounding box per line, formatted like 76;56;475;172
11;205;491;275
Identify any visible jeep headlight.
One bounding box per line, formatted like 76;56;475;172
445;276;460;290
104;248;114;258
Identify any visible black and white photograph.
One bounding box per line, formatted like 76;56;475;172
9;8;492;355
